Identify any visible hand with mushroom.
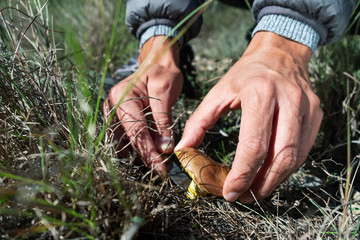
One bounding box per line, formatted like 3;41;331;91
175;148;230;199
175;32;323;203
104;36;183;177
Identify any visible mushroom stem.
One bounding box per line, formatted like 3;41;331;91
186;180;208;199
175;148;230;198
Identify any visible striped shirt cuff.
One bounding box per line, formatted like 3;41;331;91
139;25;184;49
252;14;320;54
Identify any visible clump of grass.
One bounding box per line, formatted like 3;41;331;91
308;27;360;238
0;0;148;239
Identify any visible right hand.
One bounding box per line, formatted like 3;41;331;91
175;32;323;202
104;36;183;176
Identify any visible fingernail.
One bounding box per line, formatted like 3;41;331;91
224;192;241;202
156;170;168;180
155;136;174;154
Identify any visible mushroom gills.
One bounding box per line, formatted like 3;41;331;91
174;148;230;198
186;180;208;199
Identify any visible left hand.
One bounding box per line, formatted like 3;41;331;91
104;36;183;176
175;32;323;203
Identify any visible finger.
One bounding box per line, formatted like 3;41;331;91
175;86;234;150
147;70;183;154
296;95;323;168
239;104;302;203
119;99;167;174
148;97;175;154
109;85;167;175
222;90;275;202
239;93;322;203
282;94;323;181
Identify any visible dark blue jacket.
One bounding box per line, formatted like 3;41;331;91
126;0;358;45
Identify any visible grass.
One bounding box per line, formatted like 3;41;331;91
1;0;360;239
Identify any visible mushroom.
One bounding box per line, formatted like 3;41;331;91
174;148;230;199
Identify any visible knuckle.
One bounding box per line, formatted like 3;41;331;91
150;72;182;95
127;124;149;146
311;93;321;107
311;94;324;116
154;116;172;128
154;81;172;94
170;66;182;77
318;107;324;119
274;147;298;171
290;87;305;107
261;79;277;93
108;83;120;98
251;79;276;98
308;92;321;107
108;87;121;104
108;81;128;101
108;87;116;101
230;171;254;192
241;137;268;160
186;117;204;131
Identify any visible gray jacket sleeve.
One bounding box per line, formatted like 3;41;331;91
252;0;358;45
126;0;203;43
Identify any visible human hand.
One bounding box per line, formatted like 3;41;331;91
175;32;323;203
104;36;183;176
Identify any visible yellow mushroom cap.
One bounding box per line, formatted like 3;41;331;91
174;148;230;197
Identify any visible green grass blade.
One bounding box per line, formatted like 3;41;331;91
92;0;125;127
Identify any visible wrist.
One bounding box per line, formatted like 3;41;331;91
252;14;320;54
138;36;180;68
246;31;312;67
139;25;184;49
